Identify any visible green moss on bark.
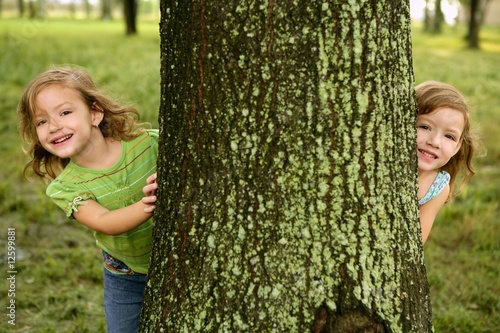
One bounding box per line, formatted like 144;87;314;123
141;2;431;332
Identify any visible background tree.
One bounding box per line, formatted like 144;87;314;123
17;0;25;17
465;0;492;48
141;1;432;332
26;0;44;19
101;0;112;21
123;0;138;35
432;0;444;33
423;0;445;33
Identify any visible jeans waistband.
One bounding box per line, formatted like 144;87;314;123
102;250;140;275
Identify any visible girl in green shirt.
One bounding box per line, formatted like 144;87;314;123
18;66;158;333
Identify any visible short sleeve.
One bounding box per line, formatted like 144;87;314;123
146;129;159;143
147;129;160;151
46;180;95;218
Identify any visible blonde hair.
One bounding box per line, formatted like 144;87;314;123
415;81;477;201
18;66;145;181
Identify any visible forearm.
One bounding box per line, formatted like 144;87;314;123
74;200;153;236
99;201;153;235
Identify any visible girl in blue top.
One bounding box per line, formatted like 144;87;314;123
142;81;480;246
415;81;478;244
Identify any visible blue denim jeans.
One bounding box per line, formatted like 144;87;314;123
103;252;147;333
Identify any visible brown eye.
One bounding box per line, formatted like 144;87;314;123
445;134;456;141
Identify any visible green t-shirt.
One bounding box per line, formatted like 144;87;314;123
46;129;159;274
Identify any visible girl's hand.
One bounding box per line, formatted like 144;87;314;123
142;173;158;213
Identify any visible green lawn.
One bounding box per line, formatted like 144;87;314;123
0;18;498;332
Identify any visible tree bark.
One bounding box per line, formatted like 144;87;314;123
467;0;491;49
123;0;138;35
101;0;112;21
433;0;444;34
468;0;481;48
141;1;432;332
423;0;431;32
18;0;25;18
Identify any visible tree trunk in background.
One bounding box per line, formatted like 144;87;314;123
468;0;481;48
124;0;138;35
27;0;42;19
423;0;443;34
423;0;432;32
28;0;34;19
467;0;491;49
101;0;112;21
433;0;444;34
17;0;25;18
141;1;432;332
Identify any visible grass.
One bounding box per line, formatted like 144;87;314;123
0;18;498;332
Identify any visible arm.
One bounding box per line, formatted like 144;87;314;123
419;184;449;244
142;172;158;213
73;199;153;236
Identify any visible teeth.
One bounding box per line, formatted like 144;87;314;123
54;135;72;144
419;149;436;159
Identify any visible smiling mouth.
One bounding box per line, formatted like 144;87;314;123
418;149;437;159
52;135;73;144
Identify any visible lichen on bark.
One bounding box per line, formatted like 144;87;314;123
141;1;432;332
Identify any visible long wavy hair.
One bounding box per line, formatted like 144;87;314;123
18;66;145;181
415;81;478;201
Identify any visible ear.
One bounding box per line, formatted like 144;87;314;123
91;103;104;127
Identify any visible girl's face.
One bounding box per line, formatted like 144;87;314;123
33;84;103;164
416;107;464;172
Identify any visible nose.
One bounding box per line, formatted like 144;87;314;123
426;132;441;148
47;117;62;132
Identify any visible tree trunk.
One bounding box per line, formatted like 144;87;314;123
468;0;481;48
18;0;25;18
28;0;34;19
433;0;444;34
141;1;432;332
101;0;112;21
423;0;431;32
123;0;138;35
467;0;491;49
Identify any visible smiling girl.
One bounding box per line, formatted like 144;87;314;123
18;66;158;333
415;81;478;244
